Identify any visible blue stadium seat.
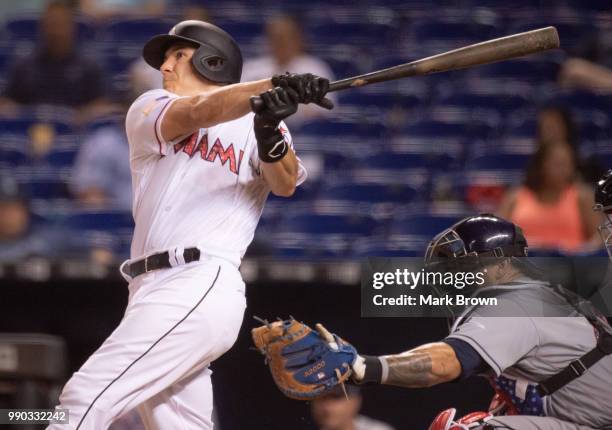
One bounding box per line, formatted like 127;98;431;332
410;21;497;44
352;235;423;257
320;183;417;204
384;212;468;255
390;213;465;238
477;59;560;83
553;91;612;114
356;152;456;171
0;140;28;167
270;213;379;258
61;209;134;231
307;22;397;47
339;90;427;110
102;18;174;43
297;119;388;138
436;92;530;115
0;117;74;136
55;209;133;257
15;168;70;200
466;153;529;171
280;213;378;236
5;16;95;43
214;20;264;45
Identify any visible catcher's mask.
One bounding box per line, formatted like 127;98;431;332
594;169;612;260
424;214;532;275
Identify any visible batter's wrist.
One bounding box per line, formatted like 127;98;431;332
254;118;288;163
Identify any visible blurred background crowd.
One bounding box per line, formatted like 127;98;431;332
0;0;611;264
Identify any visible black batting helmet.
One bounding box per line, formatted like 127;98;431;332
424;214;536;275
143;20;242;85
594;169;612;259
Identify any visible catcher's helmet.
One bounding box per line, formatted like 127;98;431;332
425;214;530;273
594;169;612;259
143;20;242;85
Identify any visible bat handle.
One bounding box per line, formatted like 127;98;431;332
250;96;265;113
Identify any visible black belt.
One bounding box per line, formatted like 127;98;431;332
123;247;201;278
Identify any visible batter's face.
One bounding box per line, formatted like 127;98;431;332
160;44;202;94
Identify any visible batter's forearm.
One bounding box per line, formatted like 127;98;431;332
192;79;273;126
162;79;273;141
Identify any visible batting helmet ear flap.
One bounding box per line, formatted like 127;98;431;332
191;44;237;84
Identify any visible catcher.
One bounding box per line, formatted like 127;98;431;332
254;197;612;429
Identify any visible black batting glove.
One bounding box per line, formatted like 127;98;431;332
254;86;299;163
272;72;334;110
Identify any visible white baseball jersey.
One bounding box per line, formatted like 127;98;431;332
125;88;307;267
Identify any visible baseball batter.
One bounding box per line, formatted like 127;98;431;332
47;20;332;429
317;213;612;430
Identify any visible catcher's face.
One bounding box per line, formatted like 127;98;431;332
160;44;202;93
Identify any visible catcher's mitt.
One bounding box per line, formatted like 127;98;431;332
251;317;357;400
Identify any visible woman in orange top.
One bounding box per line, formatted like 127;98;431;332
498;141;601;252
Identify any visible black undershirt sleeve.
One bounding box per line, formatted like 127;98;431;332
442;337;490;380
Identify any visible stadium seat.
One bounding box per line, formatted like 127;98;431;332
466;153;529;171
15;168;71;200
307;22;397;47
384;212;468;256
297;119;388;139
356;152;457;172
270;213;379;259
102;18;174;43
214;20;264;45
477;59;560;83
61;209;134;231
5;16;95;43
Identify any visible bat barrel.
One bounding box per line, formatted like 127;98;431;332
252;26;560;110
330;26;559;92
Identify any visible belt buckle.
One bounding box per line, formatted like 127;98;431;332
144;256;149;273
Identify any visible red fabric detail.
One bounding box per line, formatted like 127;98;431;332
198;133;209;159
429;408;456;430
457;411;491;425
182;133;199;157
489;388;520;416
206;138;239;174
466;184;506;210
174;133;195;154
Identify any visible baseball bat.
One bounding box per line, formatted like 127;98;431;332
250;26;559;112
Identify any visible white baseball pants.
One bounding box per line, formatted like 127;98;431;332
47;255;246;430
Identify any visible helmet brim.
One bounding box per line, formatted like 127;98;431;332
142;34;200;70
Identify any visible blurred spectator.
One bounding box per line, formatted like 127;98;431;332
537;106;578;147
69;124;132;209
69;62;159;210
1;1;107;115
498;142;601;253
311;386;394;430
0;175;56;262
242;15;335;127
79;0;165;20
536;105;604;184
559;15;612;93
